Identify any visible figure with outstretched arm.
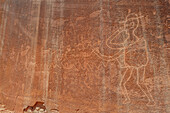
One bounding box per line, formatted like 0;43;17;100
93;13;155;106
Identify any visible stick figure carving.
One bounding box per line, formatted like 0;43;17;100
93;13;155;106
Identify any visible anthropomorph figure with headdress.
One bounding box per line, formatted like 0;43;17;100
94;13;155;106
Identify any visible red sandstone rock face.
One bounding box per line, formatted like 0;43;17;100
0;0;169;113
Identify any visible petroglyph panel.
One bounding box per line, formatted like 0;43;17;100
0;0;169;113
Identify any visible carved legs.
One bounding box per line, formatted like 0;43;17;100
120;67;133;104
119;66;155;106
137;67;155;106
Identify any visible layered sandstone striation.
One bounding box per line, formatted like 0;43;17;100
0;0;169;113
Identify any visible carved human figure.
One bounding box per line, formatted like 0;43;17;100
94;13;155;106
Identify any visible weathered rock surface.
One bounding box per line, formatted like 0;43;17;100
0;104;14;113
0;0;169;113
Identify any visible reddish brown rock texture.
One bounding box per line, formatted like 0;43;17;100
0;0;169;113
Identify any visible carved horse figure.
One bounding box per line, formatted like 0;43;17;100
93;13;155;106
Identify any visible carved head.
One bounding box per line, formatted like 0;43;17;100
124;13;140;30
